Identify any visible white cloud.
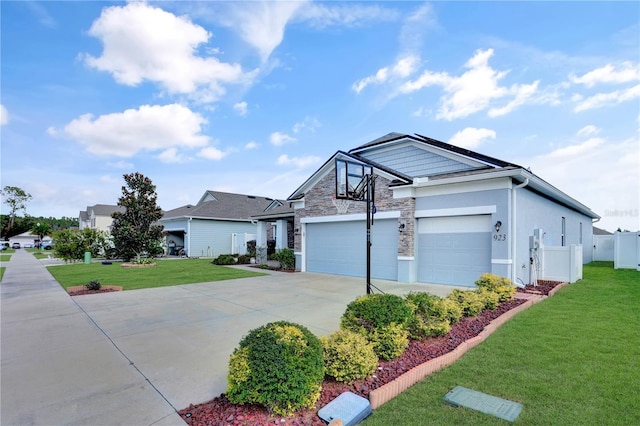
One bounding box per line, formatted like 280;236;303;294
276;154;321;168
399;49;538;120
574;84;640;112
99;175;118;183
63;103;209;157
107;160;134;169
83;2;251;102
245;141;259;150
570;62;640;87
449;127;496;149
292;116;321;134
296;3;399;29
352;55;418;93
220;1;305;62
197;146;227;160
576;125;600;138
46;126;57;136
270;131;296;146
546;137;605;159
0;104;8;125
521;136;639;232
488;81;539;117
233;101;248;116
158;147;189;163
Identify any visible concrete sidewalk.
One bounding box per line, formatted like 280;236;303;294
1;251;460;425
1;249;183;426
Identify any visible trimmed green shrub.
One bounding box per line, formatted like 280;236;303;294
85;279;101;291
226;321;324;416
368;323;409;360
340;294;413;360
442;297;463;325
474;273;516;302
405;292;452;340
272;248;295;270
447;289;485;317
320;330;378;383
213;254;236;265
236;254;251;264
476;287;500;310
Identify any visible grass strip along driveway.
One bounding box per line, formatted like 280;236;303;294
48;258;266;291
365;262;639;425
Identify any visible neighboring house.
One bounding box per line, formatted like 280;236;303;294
160;191;286;258
78;204;125;232
8;231;41;248
287;132;600;287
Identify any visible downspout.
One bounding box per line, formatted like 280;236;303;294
187;217;192;257
511;177;529;285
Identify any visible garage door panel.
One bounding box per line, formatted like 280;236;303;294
418;216;491;286
306;219;397;280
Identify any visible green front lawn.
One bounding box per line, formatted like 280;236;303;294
47;258;267;291
0;254;11;263
365;262;640;425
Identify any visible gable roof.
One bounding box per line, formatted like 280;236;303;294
79;204;125;219
288;132;599;220
162;190;283;221
593;226;613;235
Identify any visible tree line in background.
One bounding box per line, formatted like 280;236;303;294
1;174;164;263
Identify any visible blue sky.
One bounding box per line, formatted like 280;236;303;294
1;1;638;232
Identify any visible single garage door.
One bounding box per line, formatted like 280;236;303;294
306;219;398;280
417;215;491;286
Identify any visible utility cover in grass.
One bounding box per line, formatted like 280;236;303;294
444;386;523;422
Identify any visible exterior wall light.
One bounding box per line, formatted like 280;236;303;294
494;220;502;232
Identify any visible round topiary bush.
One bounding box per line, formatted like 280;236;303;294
340;294;413;360
320;330;378;383
226;321;324;416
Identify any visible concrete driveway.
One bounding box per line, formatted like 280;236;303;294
1;249;458;425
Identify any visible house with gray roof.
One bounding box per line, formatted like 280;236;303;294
160;190;287;257
78;204;125;232
287;132;600;287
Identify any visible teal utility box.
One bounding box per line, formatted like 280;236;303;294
84;252;91;264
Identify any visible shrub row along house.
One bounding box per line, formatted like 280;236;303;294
274;132;599;287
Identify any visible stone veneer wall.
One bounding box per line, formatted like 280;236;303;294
294;171;415;257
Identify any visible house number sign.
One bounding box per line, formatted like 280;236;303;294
493;233;507;241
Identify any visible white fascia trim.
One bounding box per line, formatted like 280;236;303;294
415;205;497;218
292;199;305;209
294;252;302;256
398;256;415;261
301;211;401;223
491;259;513;264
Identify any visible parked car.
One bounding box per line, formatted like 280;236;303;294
0;242;9;251
41;240;54;250
12;242;21;249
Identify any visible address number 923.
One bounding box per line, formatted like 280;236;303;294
493;233;507;241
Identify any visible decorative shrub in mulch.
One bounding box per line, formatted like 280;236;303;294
67;286;123;296
517;280;563;296
179;296;540;426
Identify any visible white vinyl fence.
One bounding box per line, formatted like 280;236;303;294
540;245;583;283
614;232;640;270
231;232;256;255
593;235;614;261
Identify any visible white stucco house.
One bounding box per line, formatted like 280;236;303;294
286;132;600;287
78;204;125;233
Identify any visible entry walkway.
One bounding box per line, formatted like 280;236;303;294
1;250;183;425
1;251;460;425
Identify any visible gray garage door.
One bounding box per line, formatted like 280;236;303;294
417;215;491;286
306;219;398;280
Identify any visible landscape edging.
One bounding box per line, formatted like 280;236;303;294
368;294;548;410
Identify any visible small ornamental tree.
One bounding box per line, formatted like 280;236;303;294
1;186;32;231
111;173;164;262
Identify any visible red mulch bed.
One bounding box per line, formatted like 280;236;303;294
67;286;122;296
517;280;563;296
178;285;565;426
